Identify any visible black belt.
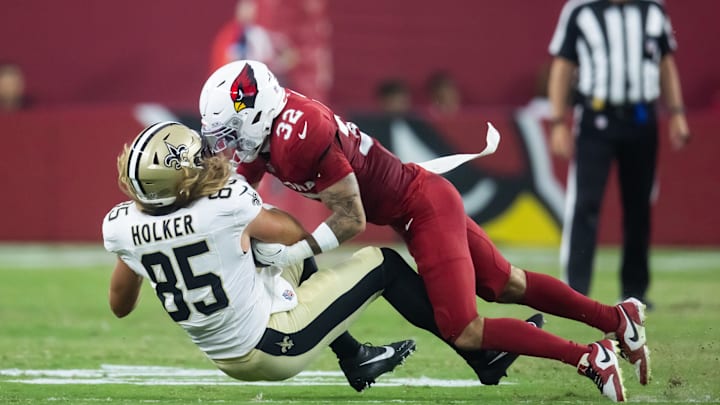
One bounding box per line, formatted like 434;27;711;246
580;99;655;124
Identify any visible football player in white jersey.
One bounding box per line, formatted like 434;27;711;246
102;121;445;390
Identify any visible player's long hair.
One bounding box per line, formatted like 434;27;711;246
117;145;232;214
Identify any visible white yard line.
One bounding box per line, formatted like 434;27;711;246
0;364;486;387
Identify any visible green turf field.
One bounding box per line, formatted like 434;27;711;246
1;244;718;404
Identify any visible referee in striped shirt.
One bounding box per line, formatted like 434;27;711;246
547;0;690;305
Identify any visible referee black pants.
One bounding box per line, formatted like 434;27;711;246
562;106;658;300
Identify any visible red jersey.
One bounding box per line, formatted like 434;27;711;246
239;90;514;341
237;90;420;225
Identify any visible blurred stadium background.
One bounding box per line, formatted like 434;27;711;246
1;0;718;248
1;1;719;403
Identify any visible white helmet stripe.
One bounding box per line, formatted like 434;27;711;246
128;121;178;199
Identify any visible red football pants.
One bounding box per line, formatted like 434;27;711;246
395;172;511;342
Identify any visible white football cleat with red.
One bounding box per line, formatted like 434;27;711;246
610;297;651;385
577;339;626;402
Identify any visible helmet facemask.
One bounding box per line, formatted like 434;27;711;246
202;112;266;163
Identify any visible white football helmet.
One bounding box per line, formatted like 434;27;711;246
199;60;287;163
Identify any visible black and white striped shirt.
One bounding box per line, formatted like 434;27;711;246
549;0;676;106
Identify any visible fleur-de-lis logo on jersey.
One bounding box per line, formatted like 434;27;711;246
164;142;189;169
250;191;260;206
276;336;294;354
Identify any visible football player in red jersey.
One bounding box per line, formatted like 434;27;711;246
198;61;651;399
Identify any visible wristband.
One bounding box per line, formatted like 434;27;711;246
262;203;277;210
311;222;340;253
286;240;314;264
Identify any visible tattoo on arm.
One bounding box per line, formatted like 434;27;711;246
318;174;366;247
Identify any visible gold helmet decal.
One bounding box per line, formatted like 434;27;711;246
230;63;258;112
163;141;190;169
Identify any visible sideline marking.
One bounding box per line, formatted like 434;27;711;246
0;365;488;387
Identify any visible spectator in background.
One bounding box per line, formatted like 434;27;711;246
547;0;691;309
424;70;461;116
209;0;297;81
375;78;412;117
0;62;28;112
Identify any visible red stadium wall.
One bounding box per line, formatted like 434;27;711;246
0;0;330;108
1;1;718;109
0;106;718;245
327;1;720;110
1;1;718;245
0;107;142;241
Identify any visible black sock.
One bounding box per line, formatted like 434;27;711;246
301;257;362;359
330;333;362;359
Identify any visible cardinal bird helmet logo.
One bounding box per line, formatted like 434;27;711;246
230;64;259;112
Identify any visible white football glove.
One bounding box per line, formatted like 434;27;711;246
251;238;314;268
251;240;288;267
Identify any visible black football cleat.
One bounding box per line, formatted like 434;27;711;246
469;313;546;385
339;340;416;392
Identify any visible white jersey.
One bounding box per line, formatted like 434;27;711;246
102;175;298;359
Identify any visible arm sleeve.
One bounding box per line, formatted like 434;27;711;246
102;217;145;278
314;141;354;191
228;177;264;225
548;3;580;62
102;212;122;254
291;113;353;192
657;6;678;56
